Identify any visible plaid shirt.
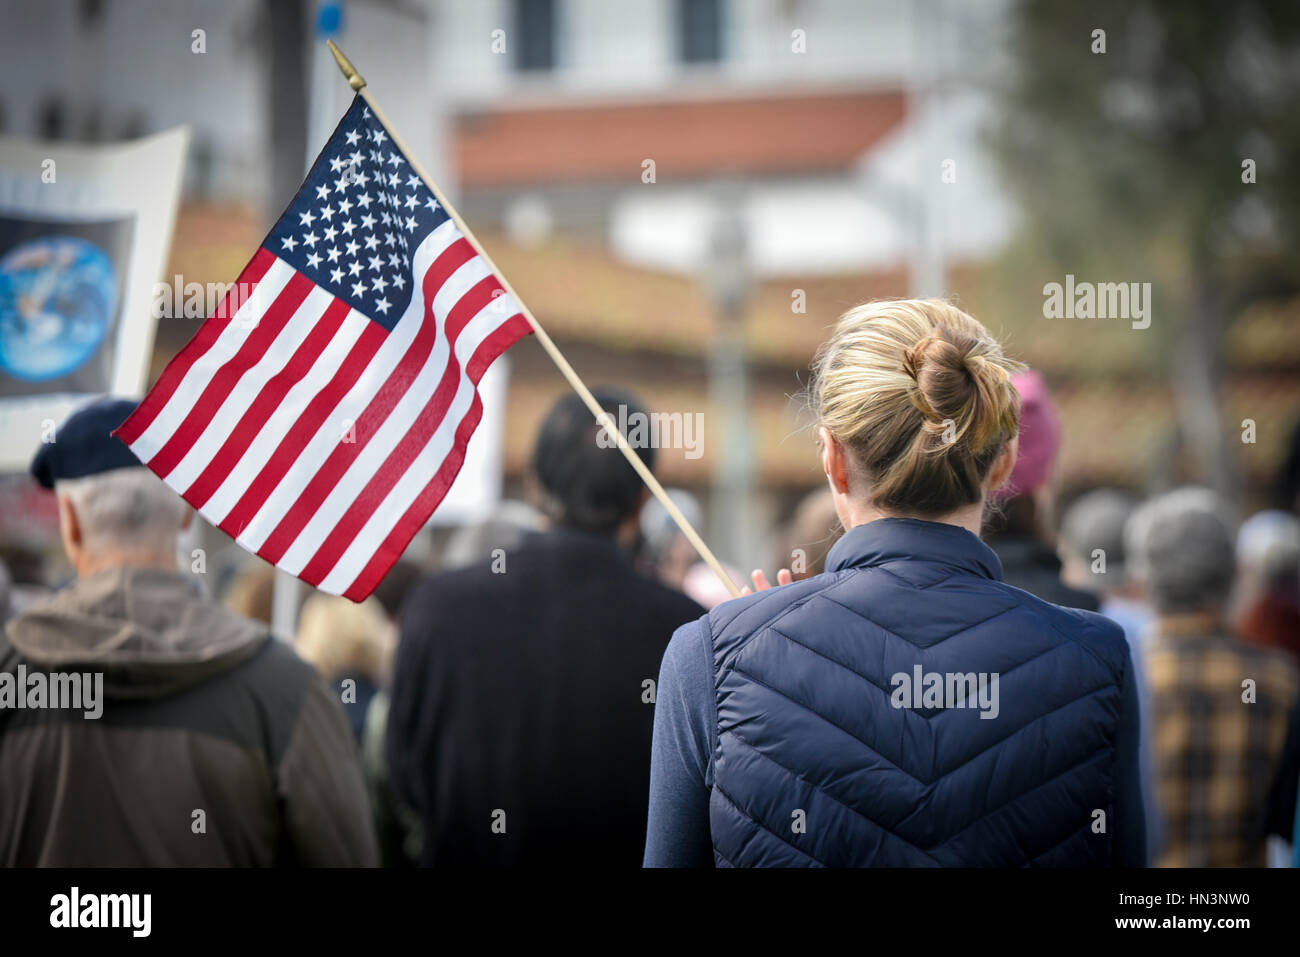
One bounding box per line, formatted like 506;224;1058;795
1145;620;1299;867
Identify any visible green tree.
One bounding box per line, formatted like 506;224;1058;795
991;0;1300;494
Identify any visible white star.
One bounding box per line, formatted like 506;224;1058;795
298;210;315;227
326;246;341;263
306;251;322;269
357;192;372;209
364;234;380;250
384;231;396;247
392;273;407;291
281;235;298;251
350;151;364;167
351;280;367;298
348;260;362;276
424;196;439;212
404;216;417;232
319;205;334;222
367;255;382;272
341;219;356;236
345;129;360;146
374;297;391;315
345;240;360;257
329;156;345;173
407;174;421;188
404;194;418;210
380;211;392;227
372;274;388;293
387;252;401;268
386;172;398;189
374;129;387;145
302;231;319;248
333;176;349;194
352;170;369;189
360;213;376;230
330;266;344;284
323;225;338;242
315;184;330;201
362;106;371;119
337;197;353;215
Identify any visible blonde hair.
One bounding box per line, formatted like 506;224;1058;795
294;594;395;684
810;299;1024;515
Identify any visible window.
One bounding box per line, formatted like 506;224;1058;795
678;0;722;64
513;0;557;73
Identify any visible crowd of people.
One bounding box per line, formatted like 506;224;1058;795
2;297;1300;868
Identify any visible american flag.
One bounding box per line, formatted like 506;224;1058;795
115;96;532;600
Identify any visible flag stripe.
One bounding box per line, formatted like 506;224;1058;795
216;318;387;539
116;249;276;446
127;260;296;463
337;313;532;599
296;277;511;585
273;266;502;576
144;273;316;479
181;295;353;508
215;221;462;539
245;233;478;564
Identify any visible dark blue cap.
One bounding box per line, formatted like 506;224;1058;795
30;397;143;489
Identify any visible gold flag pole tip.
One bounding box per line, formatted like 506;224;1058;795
327;39;367;91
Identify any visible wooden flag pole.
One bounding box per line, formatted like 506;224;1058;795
326;41;742;598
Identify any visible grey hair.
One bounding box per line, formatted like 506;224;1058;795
1059;488;1139;591
55;467;188;557
1125;487;1236;614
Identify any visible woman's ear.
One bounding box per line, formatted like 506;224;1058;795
987;435;1019;495
820;427;851;494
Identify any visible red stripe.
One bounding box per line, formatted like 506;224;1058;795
182;297;353;508
341;313;531;600
217;320;386;540
144;271;314;479
114;249;276;447
251;238;479;564
296;276;506;585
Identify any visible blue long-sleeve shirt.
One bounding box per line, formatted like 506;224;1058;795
644;616;1148;867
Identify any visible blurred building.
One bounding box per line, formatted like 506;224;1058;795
3;0;1297;570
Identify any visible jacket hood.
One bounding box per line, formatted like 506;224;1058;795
4;566;269;699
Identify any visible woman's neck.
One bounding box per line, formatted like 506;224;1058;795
837;499;986;539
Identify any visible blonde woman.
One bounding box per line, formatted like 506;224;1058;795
295;594;395;744
644;300;1144;867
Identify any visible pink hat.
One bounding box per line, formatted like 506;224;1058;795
993;369;1060;500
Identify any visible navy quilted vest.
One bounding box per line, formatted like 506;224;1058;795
708;517;1128;867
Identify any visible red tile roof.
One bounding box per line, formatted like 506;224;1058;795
454;89;907;187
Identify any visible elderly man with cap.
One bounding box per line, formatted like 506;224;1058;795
0;398;378;866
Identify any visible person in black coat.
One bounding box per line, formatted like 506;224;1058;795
386;388;705;867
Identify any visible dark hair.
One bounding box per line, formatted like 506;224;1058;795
530;388;655;534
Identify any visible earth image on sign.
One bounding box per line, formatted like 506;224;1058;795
0;236;117;381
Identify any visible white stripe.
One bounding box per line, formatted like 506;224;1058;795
272;277;509;577
232;220;463;552
317;293;521;594
127;260;295;462
161;286;334;491
203;223;458;528
199;307;369;528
